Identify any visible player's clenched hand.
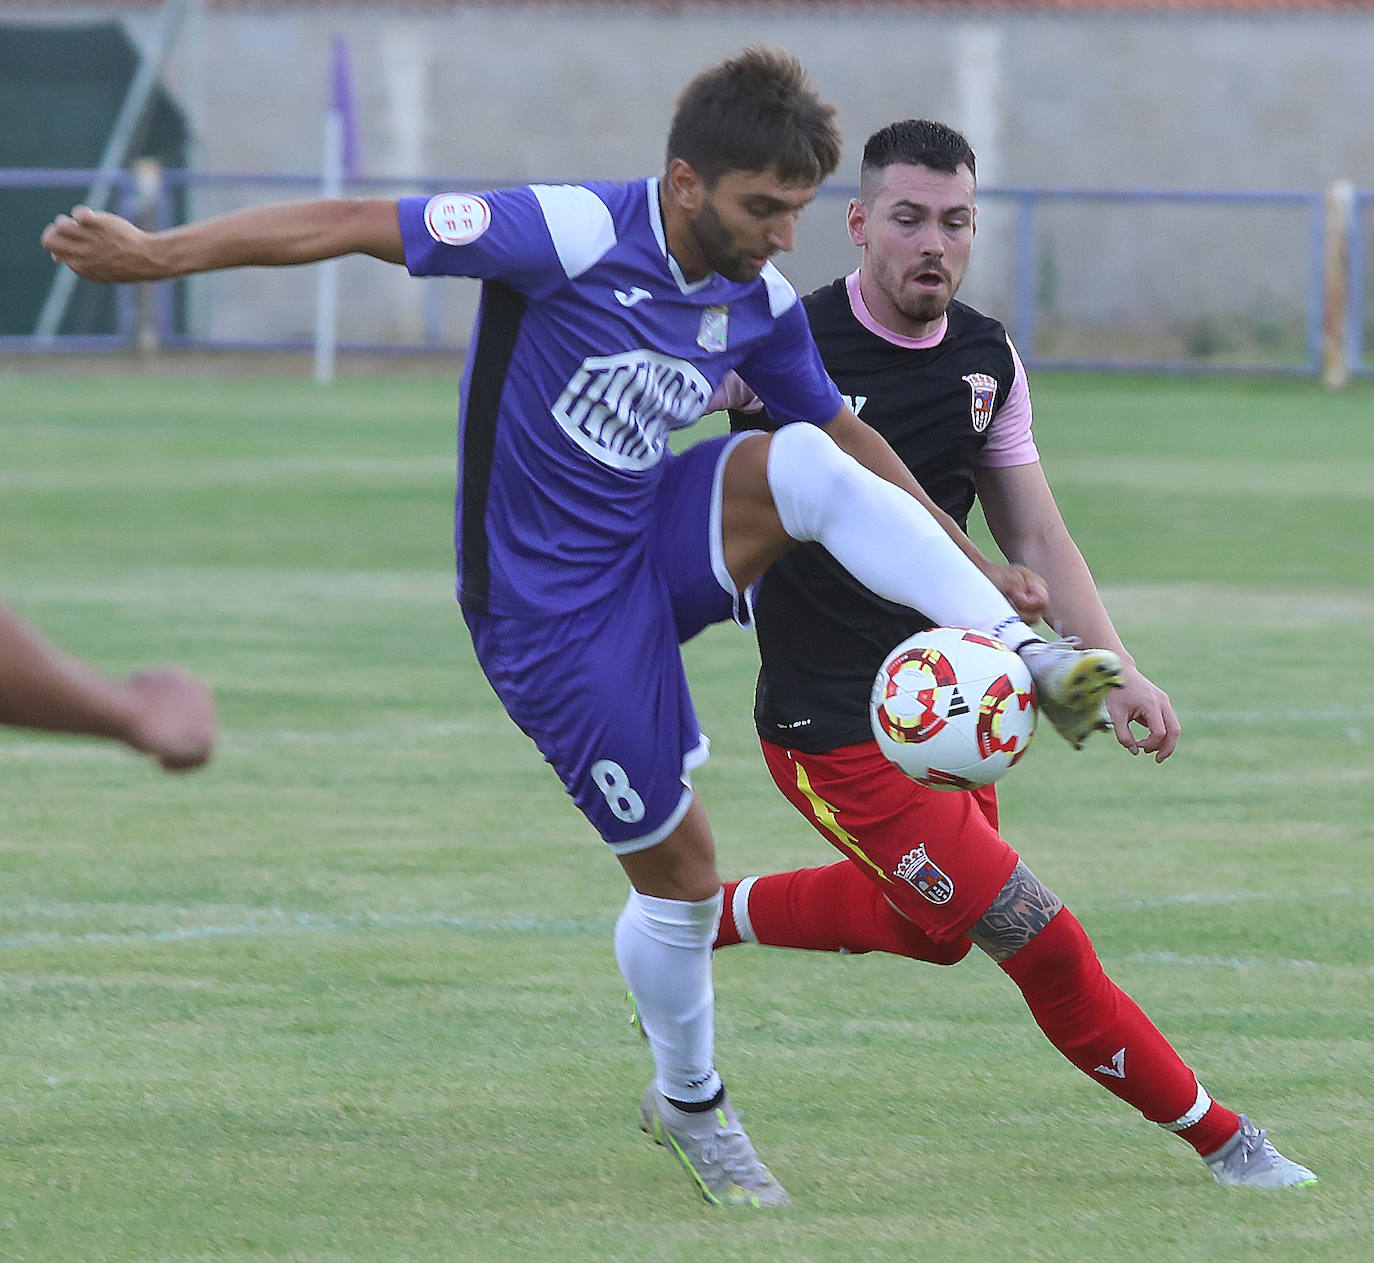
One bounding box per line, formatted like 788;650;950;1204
987;562;1049;624
1105;666;1180;762
124;668;218;772
41;205;161;282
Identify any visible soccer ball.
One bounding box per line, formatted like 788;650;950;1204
870;627;1037;791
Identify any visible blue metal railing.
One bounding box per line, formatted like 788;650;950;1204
0;169;140;353
2;168;1368;378
992;186;1330;377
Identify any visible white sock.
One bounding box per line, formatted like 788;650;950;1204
614;888;724;1106
766;422;1037;648
732;876;760;945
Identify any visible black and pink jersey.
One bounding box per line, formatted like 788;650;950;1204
725;272;1037;753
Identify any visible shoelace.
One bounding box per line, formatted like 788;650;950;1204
1237;1122;1272;1165
692;1113;769;1185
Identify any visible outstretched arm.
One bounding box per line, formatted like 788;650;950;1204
41;198;406;282
976;460;1180;760
0;603;216;772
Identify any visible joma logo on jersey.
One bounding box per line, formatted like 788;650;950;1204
552;351;712;473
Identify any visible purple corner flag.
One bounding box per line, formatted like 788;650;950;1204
330;34;361;181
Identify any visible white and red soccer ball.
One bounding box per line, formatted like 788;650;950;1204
870;627;1037;791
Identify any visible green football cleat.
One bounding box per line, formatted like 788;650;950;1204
639;1084;792;1209
1018;638;1123;749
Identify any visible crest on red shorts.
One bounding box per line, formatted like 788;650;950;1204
894;843;954;905
962;373;998;433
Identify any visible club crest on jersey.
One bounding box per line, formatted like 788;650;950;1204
552;350;712;473
894;844;954;905
696;305;729;353
962;373;998;433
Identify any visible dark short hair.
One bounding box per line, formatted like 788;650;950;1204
666;47;841;187
860;119;977;200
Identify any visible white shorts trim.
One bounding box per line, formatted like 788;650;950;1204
607;735;711;856
708;429;755;629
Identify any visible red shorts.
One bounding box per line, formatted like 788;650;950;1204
760;738;1020;942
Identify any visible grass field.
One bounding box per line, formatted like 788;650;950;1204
1;368;1371;1262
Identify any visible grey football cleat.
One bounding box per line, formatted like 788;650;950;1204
1018;638;1123;749
639;1084;792;1208
1204;1116;1318;1188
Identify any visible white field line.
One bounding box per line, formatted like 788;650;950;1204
0;907;611;952
3;568;457;615
1182;706;1374;727
1051;457;1374;501
1121;951;1370;975
1095;583;1374;627
2;705;1372;768
0;890;1366;978
0;455;454;493
1076;887;1355;912
0;719;506;763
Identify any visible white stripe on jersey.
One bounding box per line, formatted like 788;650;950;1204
530;183;617;280
760;262;799;318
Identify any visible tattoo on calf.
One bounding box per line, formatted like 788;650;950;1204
969;861;1063;962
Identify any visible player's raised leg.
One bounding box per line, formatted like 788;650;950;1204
719;424;1122;745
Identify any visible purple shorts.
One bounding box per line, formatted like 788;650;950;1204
464;433;748;853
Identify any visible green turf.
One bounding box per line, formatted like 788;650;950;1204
1;369;1371;1262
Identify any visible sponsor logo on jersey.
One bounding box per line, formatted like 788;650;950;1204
894;843;955;904
696;304;729;353
962;372;998;433
614;286;653;308
552;350;712;473
842;394;869;417
423;193;491;246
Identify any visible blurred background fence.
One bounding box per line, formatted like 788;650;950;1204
2;165;1368;380
3;1;1374;379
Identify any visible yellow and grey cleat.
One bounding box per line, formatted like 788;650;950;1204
639;1084;792;1209
1018;638;1123;749
626;990;647;1041
1204;1116;1318;1188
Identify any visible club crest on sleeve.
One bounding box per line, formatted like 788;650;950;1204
697;305;729;353
961;372;998;433
424;193;491;246
894;844;955;904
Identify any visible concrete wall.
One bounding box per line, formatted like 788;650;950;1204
6;4;1371;354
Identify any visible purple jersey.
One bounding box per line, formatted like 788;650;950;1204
397;178;842;616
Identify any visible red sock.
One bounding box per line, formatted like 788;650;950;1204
1000;908;1240;1155
715;863;970;965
